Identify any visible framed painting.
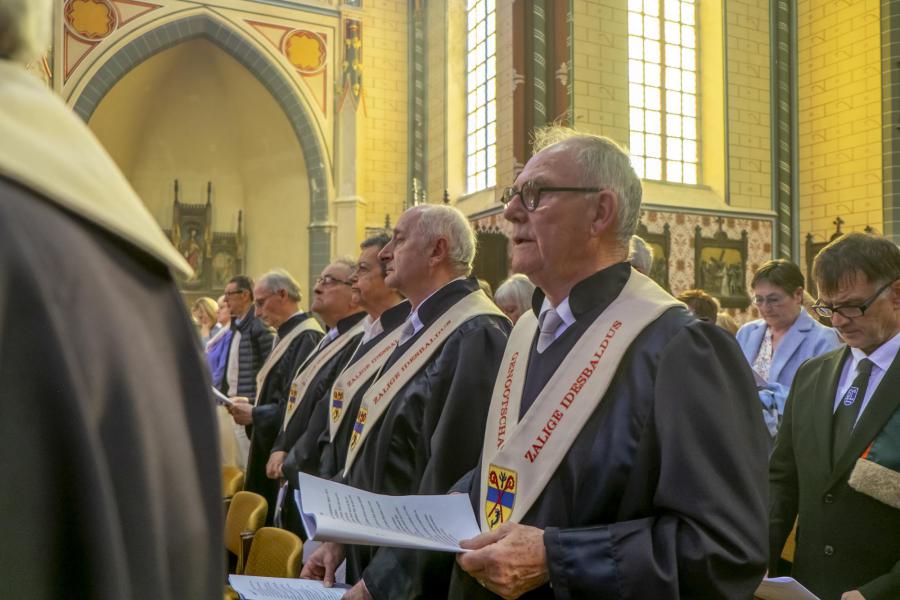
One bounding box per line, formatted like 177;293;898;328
694;224;749;309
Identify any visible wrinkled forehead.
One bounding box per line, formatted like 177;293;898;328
817;270;872;303
358;245;381;264
323;262;352;280
394;208;424;236
516;142;581;185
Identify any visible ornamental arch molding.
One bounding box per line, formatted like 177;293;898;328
71;12;333;289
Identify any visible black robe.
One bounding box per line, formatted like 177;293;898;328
343;278;512;598
0;177;222;599
244;312;322;524
315;301;412;479
446;264;770;599
275;311;366;534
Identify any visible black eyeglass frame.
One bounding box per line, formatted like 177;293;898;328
811;279;897;319
501;180;601;212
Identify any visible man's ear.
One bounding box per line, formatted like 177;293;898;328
890;279;900;309
588;189;618;238
430;237;450;267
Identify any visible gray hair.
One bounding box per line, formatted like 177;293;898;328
0;0;51;63
494;274;535;313
258;269;302;302
628;235;654;275
408;204;477;276
532;126;643;246
329;256;358;278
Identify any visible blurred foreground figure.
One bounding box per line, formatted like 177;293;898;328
0;2;222;597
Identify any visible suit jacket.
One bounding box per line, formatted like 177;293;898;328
737;310;842;419
769;346;900;600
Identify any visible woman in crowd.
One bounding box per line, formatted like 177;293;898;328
736;259;841;440
204;295;232;387
192;296;220;345
493;273;535;324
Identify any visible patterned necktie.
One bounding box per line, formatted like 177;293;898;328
536;308;564;353
832;358;874;462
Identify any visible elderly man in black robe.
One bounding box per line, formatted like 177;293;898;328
0;1;221;597
315;233;410;480
301;204;512;599
266;258;366;534
229;269;323;523
446;127;769;599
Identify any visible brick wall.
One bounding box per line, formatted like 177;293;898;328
798;0;883;255
725;0;772;211
360;0;409;227
571;0;629;143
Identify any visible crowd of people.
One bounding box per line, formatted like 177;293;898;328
3;2;899;598
199;130;899;600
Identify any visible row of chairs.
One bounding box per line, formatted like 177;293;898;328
223;468;304;598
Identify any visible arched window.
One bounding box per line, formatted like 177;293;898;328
465;0;497;193
628;0;698;184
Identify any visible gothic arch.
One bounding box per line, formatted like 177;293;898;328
72;12;332;287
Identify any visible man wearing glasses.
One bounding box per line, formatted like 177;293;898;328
770;233;900;600
446;127;768;599
220;275;276;468
228;269;323;523
266;258;366;535
301;205;511;599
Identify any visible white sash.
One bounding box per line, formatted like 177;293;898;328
255;316;324;396
281;320;366;431
343;290;506;475
478;271;680;531
327;327;404;442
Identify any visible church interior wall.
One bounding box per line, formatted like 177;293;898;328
724;0;772;212
88;38;311;304
45;0;896;310
357;0;409;230
797;0;884;271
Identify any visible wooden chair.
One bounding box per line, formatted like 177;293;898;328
222;466;244;511
224;491;267;574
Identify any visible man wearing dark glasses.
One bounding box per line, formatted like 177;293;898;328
770;233;900;600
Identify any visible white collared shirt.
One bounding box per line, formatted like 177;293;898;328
833;331;900;423
361;314;384;345
537;295;577;344
403;277;466;340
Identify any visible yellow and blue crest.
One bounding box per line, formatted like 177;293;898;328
349;407;368;449
331;388;345;422
485;464;517;530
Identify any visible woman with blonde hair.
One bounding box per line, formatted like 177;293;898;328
192;296;219;345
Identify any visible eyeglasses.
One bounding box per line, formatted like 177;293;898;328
316;275;352;287
752;294;788;307
224;289;247;297
811;279;896;319
501;180;601;212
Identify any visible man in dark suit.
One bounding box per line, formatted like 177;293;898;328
770;232;900;600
